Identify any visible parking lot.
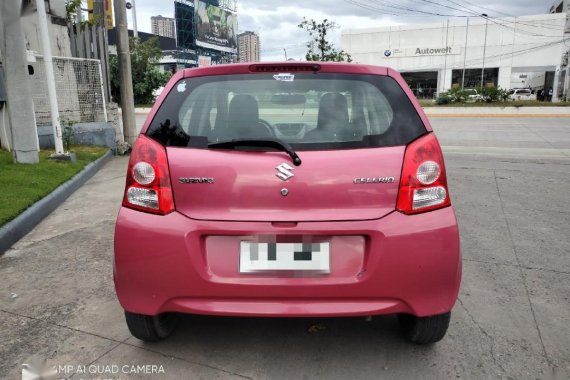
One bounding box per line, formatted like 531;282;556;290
1;116;569;379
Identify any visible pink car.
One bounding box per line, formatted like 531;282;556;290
114;62;461;344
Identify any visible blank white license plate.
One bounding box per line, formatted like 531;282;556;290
239;241;330;273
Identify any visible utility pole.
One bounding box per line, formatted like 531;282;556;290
114;0;137;144
0;0;39;163
37;0;66;156
442;19;450;92
461;17;469;89
480;14;489;88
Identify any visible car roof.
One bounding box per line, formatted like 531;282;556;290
181;62;390;78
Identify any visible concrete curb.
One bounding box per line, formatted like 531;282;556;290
423;106;570;118
0;150;113;255
427;113;570;118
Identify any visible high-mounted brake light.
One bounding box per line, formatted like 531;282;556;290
122;135;174;215
249;64;321;72
396;133;451;214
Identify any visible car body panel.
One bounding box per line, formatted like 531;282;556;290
114;206;461;317
168;146;404;222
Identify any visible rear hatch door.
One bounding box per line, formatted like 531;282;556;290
168;146;404;222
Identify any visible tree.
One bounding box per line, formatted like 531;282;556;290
65;0;100;28
65;0;82;23
110;37;172;105
298;18;353;62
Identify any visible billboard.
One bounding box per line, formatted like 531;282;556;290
175;1;195;50
195;1;237;54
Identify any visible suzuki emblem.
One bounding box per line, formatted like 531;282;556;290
276;163;294;181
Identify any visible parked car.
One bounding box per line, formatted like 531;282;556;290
463;88;482;102
509;88;535;101
114;62;462;344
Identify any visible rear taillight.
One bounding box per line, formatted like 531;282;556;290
122;135;174;215
396;133;451;214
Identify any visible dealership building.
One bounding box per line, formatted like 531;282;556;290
342;11;570;100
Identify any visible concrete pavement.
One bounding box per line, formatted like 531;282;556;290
1;116;569;379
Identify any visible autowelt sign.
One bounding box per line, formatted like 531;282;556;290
387;46;461;57
414;46;458;56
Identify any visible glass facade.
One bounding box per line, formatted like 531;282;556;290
401;71;438;99
451;68;499;89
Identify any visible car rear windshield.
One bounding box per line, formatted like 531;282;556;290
146;73;426;150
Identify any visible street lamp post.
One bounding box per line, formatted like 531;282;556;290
126;0;138;38
442;19;450;92
132;0;138;38
480;13;489;88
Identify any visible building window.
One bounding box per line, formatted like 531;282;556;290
401;71;438;99
451;68;499;89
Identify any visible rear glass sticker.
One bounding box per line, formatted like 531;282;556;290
177;81;187;93
273;73;295;82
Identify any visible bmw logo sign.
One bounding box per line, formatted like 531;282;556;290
384;50;392;57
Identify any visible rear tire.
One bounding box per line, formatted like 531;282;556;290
398;312;451;344
124;311;179;342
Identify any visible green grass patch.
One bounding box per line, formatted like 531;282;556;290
419;100;570;108
0;146;108;227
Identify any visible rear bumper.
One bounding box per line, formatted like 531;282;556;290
114;207;461;317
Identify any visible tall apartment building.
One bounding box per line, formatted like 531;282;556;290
151;15;175;39
238;31;260;62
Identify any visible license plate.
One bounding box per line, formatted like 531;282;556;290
239;241;330;273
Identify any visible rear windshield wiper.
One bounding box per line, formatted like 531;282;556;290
208;138;302;166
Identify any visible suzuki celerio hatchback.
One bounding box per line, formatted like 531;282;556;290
114;62;461;344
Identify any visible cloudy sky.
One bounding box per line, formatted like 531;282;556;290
124;0;555;60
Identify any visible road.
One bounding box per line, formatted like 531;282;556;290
1;116;569;379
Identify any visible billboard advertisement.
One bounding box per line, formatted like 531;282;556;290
195;1;238;54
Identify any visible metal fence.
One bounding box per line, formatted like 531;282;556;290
68;23;111;102
30;55;107;127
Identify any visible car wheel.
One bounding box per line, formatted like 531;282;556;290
398;312;450;344
124;311;179;342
